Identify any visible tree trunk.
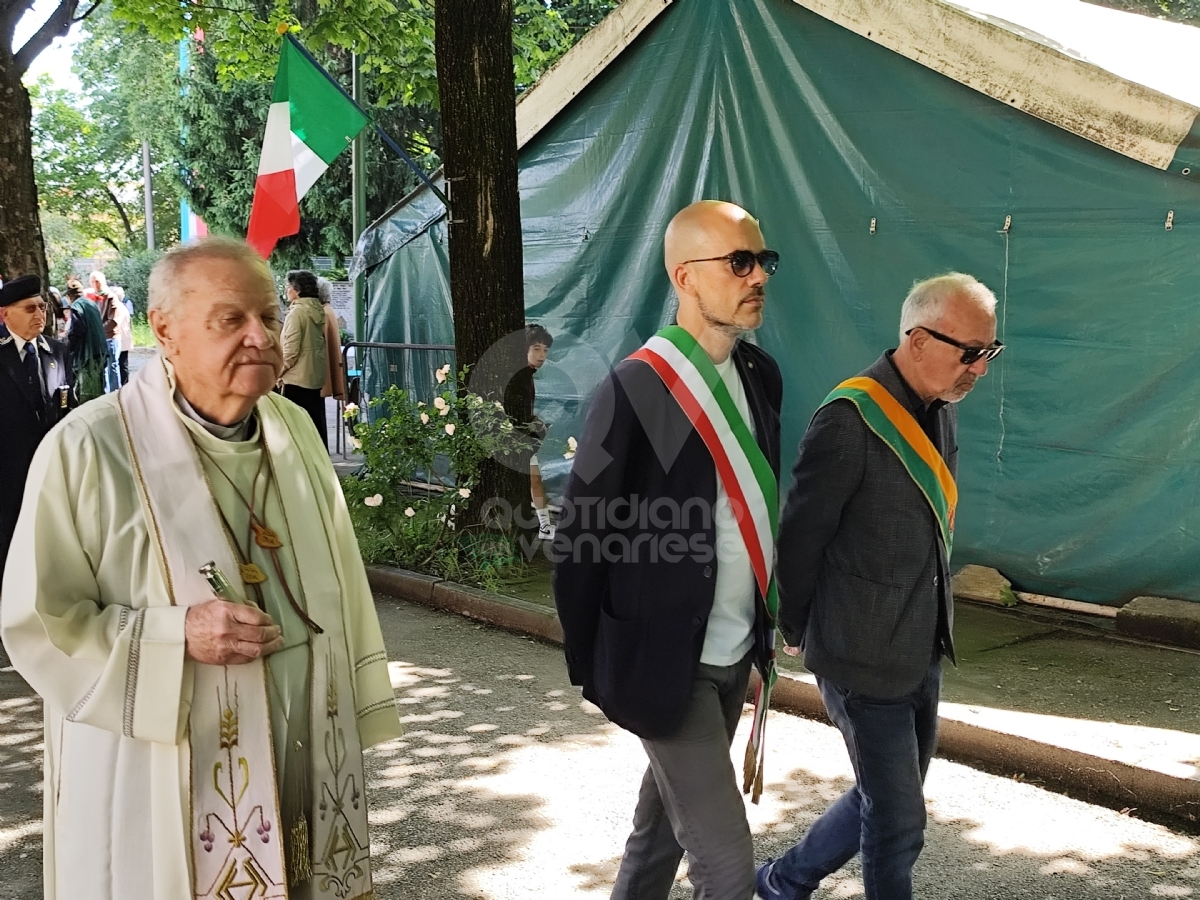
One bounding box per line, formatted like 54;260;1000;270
435;0;531;531
0;45;47;283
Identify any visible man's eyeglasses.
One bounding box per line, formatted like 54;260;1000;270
13;301;47;314
906;326;1004;365
682;249;780;277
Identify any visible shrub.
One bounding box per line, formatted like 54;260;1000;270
342;365;535;589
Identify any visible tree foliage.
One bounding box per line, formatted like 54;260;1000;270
1084;0;1200;23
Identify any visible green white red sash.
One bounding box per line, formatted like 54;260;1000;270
629;324;778;802
820;376;957;553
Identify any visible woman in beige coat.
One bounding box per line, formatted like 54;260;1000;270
280;269;329;446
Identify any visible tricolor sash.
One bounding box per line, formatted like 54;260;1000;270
629;325;778;802
820;376;957;553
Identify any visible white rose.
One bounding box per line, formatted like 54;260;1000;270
350;436;362;450
420;412;429;424
404;506;416;517
364;494;383;507
433;396;448;411
563;435;578;460
458;487;471;499
343;402;359;418
445;423;456;436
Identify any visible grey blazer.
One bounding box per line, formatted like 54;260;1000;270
776;352;956;699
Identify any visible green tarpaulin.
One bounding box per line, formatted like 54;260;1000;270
355;0;1200;606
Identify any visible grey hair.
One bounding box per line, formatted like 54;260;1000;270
317;277;332;305
89;270;108;292
898;273;997;342
148;237;275;318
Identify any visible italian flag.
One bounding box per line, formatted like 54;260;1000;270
246;37;369;258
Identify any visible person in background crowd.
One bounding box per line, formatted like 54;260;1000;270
87;271;120;393
317;277;346;408
0;275;73;587
46;286;66;338
280;269;329;448
66;278;110;402
111;286;133;385
757;273;1002;900
525;324;555;540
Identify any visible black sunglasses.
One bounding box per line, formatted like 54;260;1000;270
682;249;780;277
906;326;1005;365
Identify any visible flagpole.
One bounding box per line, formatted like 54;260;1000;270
284;35;448;207
352;51;367;342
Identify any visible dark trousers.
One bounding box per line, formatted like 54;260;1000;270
118;350;129;386
611;652;755;900
282;384;328;449
768;661;941;900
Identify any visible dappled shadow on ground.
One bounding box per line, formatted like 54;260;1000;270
749;715;1200;900
366;601;623;899
0;667;46;899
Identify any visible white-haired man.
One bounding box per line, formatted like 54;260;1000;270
2;237;401;900
756;274;1002;900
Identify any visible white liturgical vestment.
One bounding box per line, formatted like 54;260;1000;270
0;355;401;900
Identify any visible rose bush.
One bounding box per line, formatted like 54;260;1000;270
341;368;536;588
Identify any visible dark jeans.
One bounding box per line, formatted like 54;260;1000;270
118;350;129;386
769;662;941;900
612;652;755;900
281;383;328;449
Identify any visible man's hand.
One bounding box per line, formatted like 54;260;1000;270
782;644;801;657
185;600;283;666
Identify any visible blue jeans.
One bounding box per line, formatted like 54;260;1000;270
102;338;121;393
769;662;941;900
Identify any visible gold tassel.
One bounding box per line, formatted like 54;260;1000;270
742;737;758;795
752;760;765;804
289;814;312;886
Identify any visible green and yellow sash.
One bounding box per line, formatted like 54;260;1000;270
820;376;957;553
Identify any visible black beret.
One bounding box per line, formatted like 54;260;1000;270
0;275;41;307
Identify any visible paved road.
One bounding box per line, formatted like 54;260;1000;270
2;597;1198;898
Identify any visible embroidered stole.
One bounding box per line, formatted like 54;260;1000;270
819;376;957;554
119;357;374;899
629;325;779;802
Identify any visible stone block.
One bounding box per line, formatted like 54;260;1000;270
1116;595;1200;650
952;565;1017;606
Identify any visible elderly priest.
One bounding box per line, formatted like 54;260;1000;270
1;238;401;900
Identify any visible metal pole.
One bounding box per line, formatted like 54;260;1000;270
142;140;155;251
351;53;367;342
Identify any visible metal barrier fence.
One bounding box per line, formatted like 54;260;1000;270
336;341;456;454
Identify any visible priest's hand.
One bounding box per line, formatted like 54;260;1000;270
782;644;801;657
185;600;285;665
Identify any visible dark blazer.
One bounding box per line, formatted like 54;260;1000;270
776;352;956;699
553;338;782;739
0;330;74;578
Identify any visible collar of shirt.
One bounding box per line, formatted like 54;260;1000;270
12;334;47;359
885;350;946;437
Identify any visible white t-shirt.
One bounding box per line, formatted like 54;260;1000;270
699;354;757;667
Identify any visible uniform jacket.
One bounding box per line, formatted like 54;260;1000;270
0;329;73;575
553;339;782;739
775;352;956;699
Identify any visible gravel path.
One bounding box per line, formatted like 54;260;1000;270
1;596;1197;898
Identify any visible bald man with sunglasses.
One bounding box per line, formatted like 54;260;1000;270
756;274;1002;900
555;201;783;900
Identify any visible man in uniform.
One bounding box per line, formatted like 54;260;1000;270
0;275;73;584
2;238;401;900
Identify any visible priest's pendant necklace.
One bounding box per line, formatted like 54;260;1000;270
192;435;323;636
190;426;320;887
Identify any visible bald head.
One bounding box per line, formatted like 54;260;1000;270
664;200;771;358
665;200;761;271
